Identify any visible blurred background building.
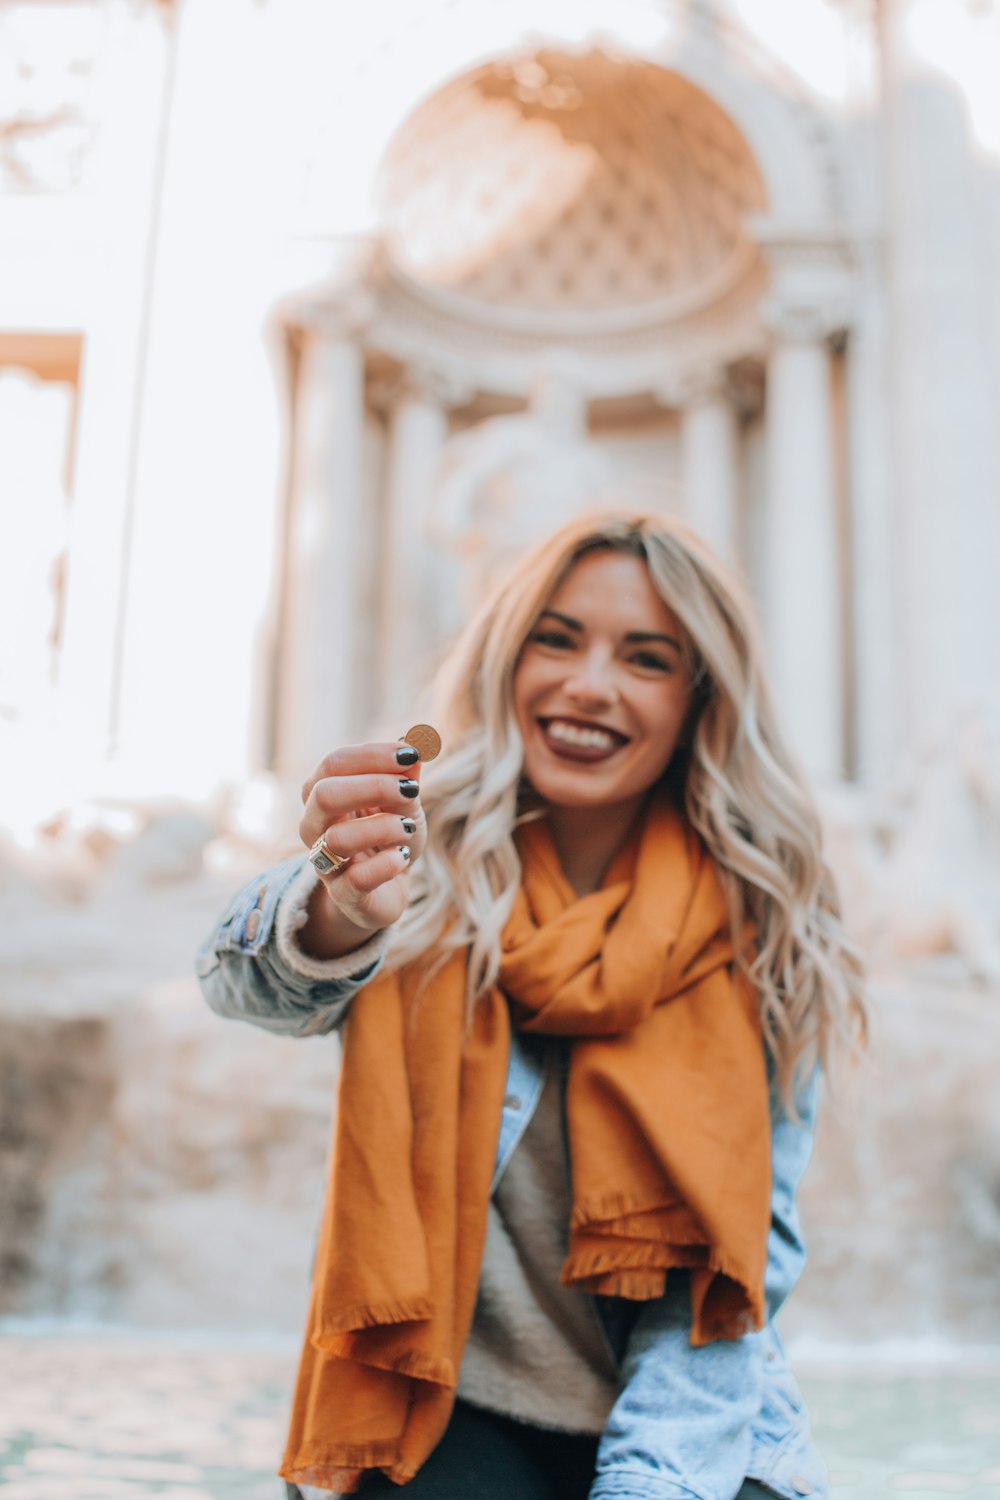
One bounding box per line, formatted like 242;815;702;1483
1;0;999;1362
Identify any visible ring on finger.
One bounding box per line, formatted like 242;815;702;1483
308;835;352;877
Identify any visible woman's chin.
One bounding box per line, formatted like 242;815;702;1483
526;768;643;814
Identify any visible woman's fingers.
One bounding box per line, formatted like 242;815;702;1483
334;846;412;895
308;810;419;865
305;840;414;936
314;855;413;935
301;742;422;806
300;770;422;847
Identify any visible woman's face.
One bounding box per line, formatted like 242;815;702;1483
512;550;696;814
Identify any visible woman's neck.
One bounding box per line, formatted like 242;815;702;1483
546;795;645;898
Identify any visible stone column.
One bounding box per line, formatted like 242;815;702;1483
845;239;899;790
761;304;844;786
377;366;451;727
677;368;739;566
882;0;1000;751
277;311;367;777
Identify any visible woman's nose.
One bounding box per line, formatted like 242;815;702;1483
564;651;619;706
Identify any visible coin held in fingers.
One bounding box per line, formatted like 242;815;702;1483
402;723;442;762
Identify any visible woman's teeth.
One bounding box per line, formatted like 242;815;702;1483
544;720;619;750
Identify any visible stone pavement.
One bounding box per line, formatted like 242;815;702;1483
0;1334;998;1500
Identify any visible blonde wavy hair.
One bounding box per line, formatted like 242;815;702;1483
389;509;867;1109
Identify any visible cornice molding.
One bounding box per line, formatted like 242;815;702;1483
752;219;860;343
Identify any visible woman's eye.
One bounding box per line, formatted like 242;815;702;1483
630;652;674;672
530;630;574;649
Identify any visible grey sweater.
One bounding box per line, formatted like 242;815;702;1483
457;1042;620;1432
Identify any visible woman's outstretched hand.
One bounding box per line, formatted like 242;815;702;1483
297;742;428;959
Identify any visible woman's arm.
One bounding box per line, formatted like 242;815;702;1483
763;1063;820;1321
588;1064;822;1500
196;855;391;1038
196;738;430;1037
590;1271;760;1500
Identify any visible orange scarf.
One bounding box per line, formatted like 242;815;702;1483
280;796;771;1494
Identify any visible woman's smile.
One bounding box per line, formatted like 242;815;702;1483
537;715;631;761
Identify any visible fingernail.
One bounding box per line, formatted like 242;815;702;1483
395;745;419;767
399;845;412;862
398;778;419;798
400;816;417;835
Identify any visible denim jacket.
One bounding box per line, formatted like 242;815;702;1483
196;856;827;1500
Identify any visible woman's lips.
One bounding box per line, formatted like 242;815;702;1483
537;717;629;763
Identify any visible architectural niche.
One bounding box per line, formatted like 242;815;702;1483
380;52;766;313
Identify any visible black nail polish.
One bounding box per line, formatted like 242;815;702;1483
398;778;419;798
399;845;411;862
400;817;417;835
395;745;419;767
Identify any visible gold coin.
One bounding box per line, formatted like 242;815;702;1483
403;723;442;762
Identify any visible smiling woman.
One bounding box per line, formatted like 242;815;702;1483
197;509;867;1500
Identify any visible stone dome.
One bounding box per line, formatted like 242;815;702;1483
378;50;767;313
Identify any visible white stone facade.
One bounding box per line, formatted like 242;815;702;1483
3;0;998;807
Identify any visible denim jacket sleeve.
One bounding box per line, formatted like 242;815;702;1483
195;854;390;1037
589;1063;821;1500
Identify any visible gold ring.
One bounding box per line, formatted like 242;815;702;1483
308;836;351;876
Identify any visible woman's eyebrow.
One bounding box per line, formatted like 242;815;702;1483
538;610;682;652
627;630;683;651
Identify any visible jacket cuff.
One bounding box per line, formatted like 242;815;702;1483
274;860;391;981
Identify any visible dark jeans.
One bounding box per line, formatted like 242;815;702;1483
358;1398;776;1499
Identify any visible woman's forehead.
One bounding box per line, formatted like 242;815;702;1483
543;551;684;635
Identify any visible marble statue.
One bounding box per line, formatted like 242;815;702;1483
430;348;615;611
